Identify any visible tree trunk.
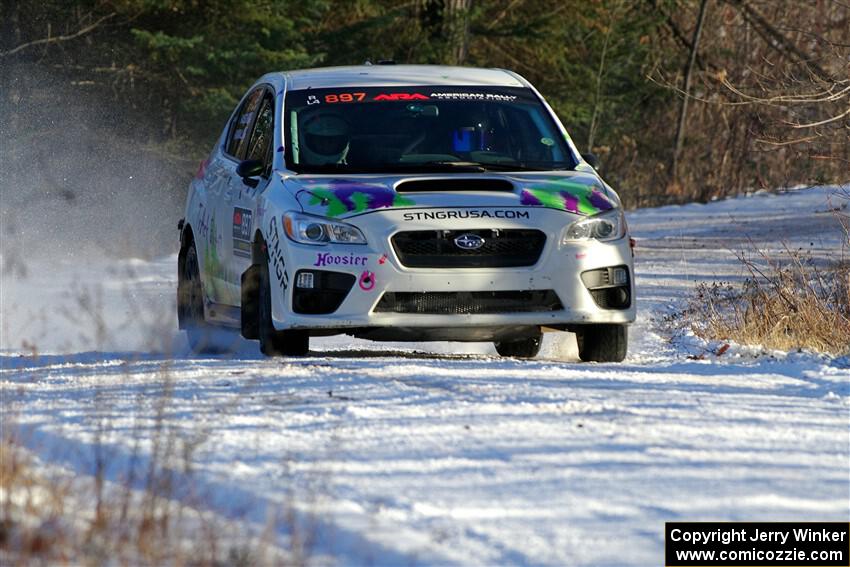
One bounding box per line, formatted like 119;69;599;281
1;0;21;139
671;0;710;184
444;0;472;65
587;12;615;153
727;0;832;82
419;0;472;65
0;0;21;51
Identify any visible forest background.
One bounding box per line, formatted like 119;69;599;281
1;0;847;257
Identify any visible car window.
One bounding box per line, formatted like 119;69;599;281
244;94;274;170
225;88;264;159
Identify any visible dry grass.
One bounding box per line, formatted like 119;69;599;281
0;409;295;567
1;248;328;566
1;361;316;567
688;245;850;356
0;437;72;562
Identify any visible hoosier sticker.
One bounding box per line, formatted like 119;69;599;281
314;252;368;267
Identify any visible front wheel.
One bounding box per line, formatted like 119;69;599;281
257;256;309;357
494;334;542;358
576;324;628;362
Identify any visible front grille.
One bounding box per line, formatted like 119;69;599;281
374;290;563;315
392;229;546;268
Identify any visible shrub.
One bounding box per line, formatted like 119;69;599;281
688;246;850;356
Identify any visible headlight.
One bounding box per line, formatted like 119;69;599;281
562;208;626;242
283;212;367;245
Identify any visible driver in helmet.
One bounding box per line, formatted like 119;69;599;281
300;112;350;165
452;108;497;153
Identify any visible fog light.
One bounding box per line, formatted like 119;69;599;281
292;270;357;315
580;265;632;310
611;267;628;285
296;272;315;289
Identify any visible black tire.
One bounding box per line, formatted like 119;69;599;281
494;334;542;358
179;242;224;354
257;256;309;356
240;265;260;340
576;324;628;362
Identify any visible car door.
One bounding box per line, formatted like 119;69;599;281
212;87;265;305
222;90;276;306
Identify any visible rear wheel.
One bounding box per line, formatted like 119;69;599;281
257;254;309;357
494;334;542;358
576;324;628;362
179;242;223;354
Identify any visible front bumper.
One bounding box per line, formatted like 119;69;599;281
270;207;636;333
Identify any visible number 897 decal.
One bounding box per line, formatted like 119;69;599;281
324;92;366;103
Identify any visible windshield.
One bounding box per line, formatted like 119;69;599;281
283;86;577;174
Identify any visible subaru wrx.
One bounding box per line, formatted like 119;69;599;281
177;65;635;360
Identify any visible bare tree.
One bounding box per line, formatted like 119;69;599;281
445;0;472;65
587;1;628;153
717;0;849;161
418;0;473;65
670;0;710;183
0;11;116;58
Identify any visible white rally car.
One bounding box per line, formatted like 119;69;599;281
177;65;635;361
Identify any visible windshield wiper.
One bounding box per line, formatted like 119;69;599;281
389;161;490;172
418;160;577;172
403;161;552;172
292;160;573;175
294;162;489;174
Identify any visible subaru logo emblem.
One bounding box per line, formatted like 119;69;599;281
454;233;485;250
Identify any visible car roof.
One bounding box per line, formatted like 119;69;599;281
274;65;528;90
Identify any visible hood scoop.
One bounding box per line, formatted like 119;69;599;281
395;178;514;193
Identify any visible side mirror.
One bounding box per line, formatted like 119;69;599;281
236;159;264;188
581;153;600;170
237;159;264;178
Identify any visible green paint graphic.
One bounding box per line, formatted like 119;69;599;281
392;194;415;208
525;178;610;214
525;188;567;210
309;189;348;217
307;185;416;217
350;192;370;213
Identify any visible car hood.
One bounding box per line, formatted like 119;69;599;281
283;171;617;219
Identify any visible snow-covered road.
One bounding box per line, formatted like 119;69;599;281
2;187;848;565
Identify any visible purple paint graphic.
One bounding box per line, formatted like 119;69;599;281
520;190;542;206
562;193;579;214
520;178;615;215
335;183;396;210
588;189;615;212
305;179;412;216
